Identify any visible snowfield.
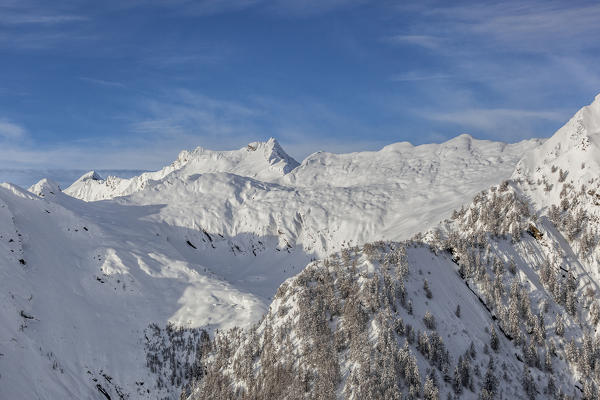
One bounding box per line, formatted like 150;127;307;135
3;95;600;399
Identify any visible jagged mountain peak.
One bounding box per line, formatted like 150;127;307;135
513;94;600;210
28;178;62;198
64;138;299;201
181;137;299;176
515;94;600;169
77;170;103;182
244;137;299;173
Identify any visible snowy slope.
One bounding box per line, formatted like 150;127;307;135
0;182;279;399
512;94;600;284
513;94;600;212
287;134;531;188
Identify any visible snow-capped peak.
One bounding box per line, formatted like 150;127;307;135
515;94;600;171
513;93;600;210
77;170;103;182
28;178;62;198
64;138;299;201
248;137;299;174
180;137;299;178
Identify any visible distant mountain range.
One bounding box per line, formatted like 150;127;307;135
0;169;146;191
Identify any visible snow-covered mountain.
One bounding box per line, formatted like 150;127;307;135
64;138;299;201
513;93;600;211
0;169;147;192
5;95;600;399
64;134;540;257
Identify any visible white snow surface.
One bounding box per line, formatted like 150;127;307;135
66;134;541;256
64;138;299;201
513;94;600;211
1;132;544;399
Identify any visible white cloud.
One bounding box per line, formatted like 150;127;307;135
79;77;125;88
0;119;26;140
0;13;86;25
130;89;260;142
266;0;364;17
402;1;600;56
386;34;441;49
122;0;360;17
390;72;451;82
423;108;568;141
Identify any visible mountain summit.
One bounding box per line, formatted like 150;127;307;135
63;138;299;201
514;94;600;211
176;137;299;179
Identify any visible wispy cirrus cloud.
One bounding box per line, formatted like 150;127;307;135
0;1;90;50
79;77;126;88
265;0;365;17
108;0;361;17
0;13;86;25
427;108;566;129
0;0;86;25
131;89;259;138
421;107;569;141
385;34;442;49
0;119;26;140
428;2;600;52
383;0;600;142
390;72;452;82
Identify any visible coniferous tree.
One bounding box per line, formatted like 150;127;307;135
583;379;598;400
526;339;539;368
424;279;433;299
490;325;499;352
480;357;498;399
424;311;436;330
469;341;476;359
544;346;553;373
452;365;462;395
424;375;440;400
590;301;600;326
555;314;565;337
521;366;536;400
545;376;556;399
508;257;517;275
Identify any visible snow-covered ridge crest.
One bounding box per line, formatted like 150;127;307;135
63;137;299;201
515;94;600;175
49;134;543;257
287;133;541;187
28;178;62;198
513;94;600;211
62;134;542;202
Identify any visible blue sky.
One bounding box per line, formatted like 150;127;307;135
1;0;600;170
